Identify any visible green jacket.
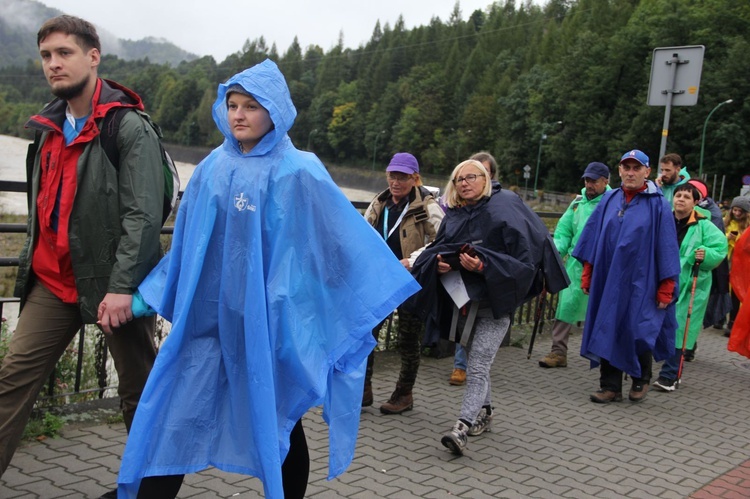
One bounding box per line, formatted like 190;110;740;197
15;79;164;323
660;169;692;204
674;210;727;349
553;185;610;323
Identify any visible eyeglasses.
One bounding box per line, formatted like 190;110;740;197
387;173;413;182
453;173;485;185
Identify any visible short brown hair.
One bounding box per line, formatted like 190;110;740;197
37;15;101;53
659;153;682;168
470;151;498;179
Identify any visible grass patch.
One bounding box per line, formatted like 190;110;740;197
22;411;64;441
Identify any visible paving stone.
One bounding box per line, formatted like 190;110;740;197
4;328;750;497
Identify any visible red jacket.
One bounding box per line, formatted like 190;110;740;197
29;79;144;303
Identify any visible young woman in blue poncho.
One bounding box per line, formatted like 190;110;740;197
112;60;419;498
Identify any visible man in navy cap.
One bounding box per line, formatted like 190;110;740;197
572;150;680;404
538;162;611;368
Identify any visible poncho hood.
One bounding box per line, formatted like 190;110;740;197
212;59;296;156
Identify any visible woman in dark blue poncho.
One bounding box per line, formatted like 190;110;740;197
408;159;567;457
115;60;419;498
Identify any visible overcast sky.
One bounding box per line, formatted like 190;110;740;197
38;0;500;62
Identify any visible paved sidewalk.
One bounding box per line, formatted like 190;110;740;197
2;325;750;498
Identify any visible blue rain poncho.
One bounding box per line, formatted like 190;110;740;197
572;181;681;378
117;60;419;498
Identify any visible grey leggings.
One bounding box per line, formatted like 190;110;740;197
459;314;510;423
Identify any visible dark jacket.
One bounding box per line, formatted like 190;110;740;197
406;183;568;340
15;79;164;323
364;186;443;259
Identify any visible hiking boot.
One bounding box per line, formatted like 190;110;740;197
468;407;493;436
590;389;622;404
379;383;413;414
538;351;567;368
362;382;373;407
653;377;678;392
449;368;466;385
441;420;469;456
628;382;649;402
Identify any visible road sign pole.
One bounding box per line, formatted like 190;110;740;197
658;53;681;169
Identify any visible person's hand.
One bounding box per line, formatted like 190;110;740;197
657;301;669;309
728;232;738;242
695;248;705;263
399;258;411;270
436;255;452;274
97;293;134;335
459;252;483;273
655;175;664;187
582;287;589;295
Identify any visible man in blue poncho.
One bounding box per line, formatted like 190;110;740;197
573;149;680;404
113;60;420;498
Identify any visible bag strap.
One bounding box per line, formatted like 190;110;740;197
25;131;42;213
98;107;133;170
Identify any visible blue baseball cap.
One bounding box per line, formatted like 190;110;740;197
620;149;650;167
581;162;610;180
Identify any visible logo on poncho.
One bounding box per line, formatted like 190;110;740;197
234;193;256;212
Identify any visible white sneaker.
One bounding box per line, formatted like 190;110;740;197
653;377;678;392
468;407;493;436
441;420;469;455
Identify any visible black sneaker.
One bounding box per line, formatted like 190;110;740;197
653;377;678;392
684;344;696;362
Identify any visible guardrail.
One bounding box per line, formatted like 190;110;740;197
0;180;563;405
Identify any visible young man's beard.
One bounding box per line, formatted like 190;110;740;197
51;74;90;101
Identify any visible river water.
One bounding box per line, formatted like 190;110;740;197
0;134;377;215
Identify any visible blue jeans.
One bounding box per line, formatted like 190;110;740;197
658;349;683;381
454;344;467;370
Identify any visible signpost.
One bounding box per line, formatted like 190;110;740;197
523;164;531;200
647;45;705;168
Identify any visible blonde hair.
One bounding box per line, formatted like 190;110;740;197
443;160;492;208
385;171;423;187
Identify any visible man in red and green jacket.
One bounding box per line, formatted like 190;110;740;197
0;16;164;494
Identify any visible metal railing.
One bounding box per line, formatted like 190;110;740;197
1;180;563;404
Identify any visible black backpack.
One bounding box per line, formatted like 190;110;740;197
99;107;180;225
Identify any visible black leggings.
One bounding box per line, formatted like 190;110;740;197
137;419;309;499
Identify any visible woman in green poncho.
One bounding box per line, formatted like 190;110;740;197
653;183;727;392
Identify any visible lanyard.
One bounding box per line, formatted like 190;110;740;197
383;202;410;240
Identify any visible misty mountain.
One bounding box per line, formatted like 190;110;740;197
0;0;199;68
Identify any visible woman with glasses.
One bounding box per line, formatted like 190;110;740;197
406;159;568;456
362;152;444;414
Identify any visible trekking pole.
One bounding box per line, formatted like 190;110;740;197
676;258;703;386
527;288;547;359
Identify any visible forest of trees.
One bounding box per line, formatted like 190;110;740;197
0;0;748;193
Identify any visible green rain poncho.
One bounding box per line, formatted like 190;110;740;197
674;210;727;349
553;186;610;324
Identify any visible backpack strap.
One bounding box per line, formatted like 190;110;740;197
98;107;133;170
25;131;43;213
